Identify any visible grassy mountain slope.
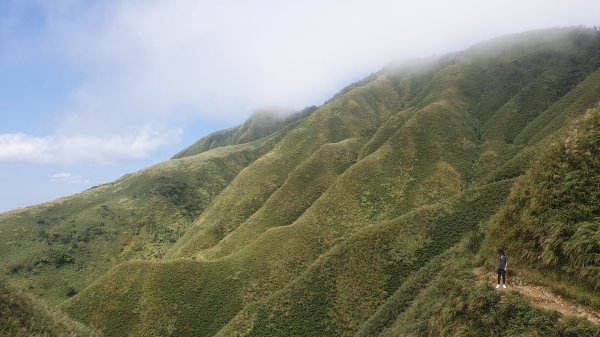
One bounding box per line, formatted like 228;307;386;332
215;180;513;337
172;107;316;159
378;107;600;337
1;27;600;336
0;129;286;303
376;238;599;337
168;74;402;258
0;280;99;337
485;105;600;304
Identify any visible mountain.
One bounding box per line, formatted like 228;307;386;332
173;106;317;159
1;27;599;336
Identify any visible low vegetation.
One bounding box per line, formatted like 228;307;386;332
0;280;99;337
1;27;599;336
485;105;600;306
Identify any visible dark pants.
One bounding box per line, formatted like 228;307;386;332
497;268;506;284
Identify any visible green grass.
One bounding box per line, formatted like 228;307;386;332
485;106;600;295
0;136;280;303
169;74;402;258
0;280;99;337
172;106;316;159
212;179;512;337
377;231;600;337
1;27;600;336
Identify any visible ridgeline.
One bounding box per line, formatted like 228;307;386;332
1;27;599;337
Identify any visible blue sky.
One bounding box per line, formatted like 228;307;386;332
1;0;599;211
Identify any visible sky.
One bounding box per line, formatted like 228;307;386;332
0;0;599;211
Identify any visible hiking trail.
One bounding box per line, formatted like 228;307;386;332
473;267;600;325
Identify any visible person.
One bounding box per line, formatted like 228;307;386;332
496;249;507;289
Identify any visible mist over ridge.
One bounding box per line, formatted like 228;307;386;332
1;26;600;337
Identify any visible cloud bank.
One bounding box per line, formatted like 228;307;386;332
3;0;600;165
42;0;600;130
0;128;181;164
51;172;90;185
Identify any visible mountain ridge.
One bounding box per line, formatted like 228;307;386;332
1;27;600;336
172;106;317;159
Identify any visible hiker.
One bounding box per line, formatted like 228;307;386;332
496;249;507;288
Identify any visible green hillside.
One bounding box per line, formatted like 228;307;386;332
485;104;600;304
0;130;287;303
0;280;99;337
172;106;316;159
1;27;600;336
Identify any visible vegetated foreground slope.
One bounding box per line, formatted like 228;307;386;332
1;27;599;336
373;106;600;337
0;280;99;337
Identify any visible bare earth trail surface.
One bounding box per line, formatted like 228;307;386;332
474;267;600;325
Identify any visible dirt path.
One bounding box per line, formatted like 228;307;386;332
473;267;600;324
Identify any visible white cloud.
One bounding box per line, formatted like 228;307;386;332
0;127;181;164
0;133;52;162
38;0;600;134
51;172;91;185
4;0;600;166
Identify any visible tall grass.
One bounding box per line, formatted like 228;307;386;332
1;27;600;336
